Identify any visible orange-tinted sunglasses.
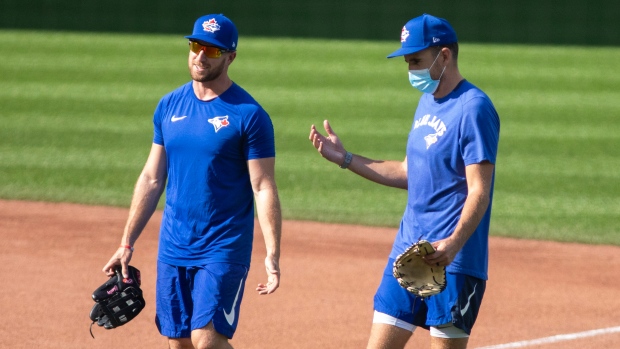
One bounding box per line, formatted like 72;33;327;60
189;41;230;58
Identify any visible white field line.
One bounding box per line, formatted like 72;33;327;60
474;326;620;349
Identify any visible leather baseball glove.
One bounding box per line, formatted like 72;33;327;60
392;240;446;297
89;265;145;338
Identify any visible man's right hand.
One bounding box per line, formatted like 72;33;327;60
102;246;133;278
309;120;347;165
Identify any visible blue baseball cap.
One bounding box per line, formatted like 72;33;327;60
185;14;238;51
387;14;457;58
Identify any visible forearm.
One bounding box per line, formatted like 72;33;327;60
122;172;166;246
254;186;282;259
427;162;495;266
448;190;490;250
448;162;495;249
346;153;408;189
309;121;408;189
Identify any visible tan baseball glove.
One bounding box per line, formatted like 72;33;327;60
392;240;446;297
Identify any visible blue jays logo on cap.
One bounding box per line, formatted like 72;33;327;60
202;18;221;33
185;14;238;51
400;27;410;43
387;13;457;58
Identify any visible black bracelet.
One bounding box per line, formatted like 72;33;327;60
339;151;353;169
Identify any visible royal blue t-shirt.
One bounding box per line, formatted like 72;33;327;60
390;80;500;280
152;82;275;267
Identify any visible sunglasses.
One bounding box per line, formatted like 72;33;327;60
189;41;230;58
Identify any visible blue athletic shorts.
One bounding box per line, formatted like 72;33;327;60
373;258;485;334
155;260;249;339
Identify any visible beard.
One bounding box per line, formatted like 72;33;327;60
189;58;226;83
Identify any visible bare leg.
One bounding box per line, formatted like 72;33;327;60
430;337;469;349
168;337;194;349
191;322;233;349
367;323;412;349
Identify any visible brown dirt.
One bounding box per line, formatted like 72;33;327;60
1;199;618;348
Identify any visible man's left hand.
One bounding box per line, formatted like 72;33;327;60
256;256;280;295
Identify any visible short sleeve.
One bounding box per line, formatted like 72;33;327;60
460;97;500;166
152;98;166;146
243;107;275;160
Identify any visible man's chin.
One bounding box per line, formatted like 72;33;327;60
190;72;212;83
190;70;222;83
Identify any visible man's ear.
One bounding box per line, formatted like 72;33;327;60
442;47;456;66
440;47;451;65
227;51;237;65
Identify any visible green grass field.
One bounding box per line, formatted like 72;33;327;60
1;30;619;245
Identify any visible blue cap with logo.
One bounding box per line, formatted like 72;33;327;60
185;14;238;51
387;14;457;58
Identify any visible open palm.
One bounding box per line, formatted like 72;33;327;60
309;120;346;164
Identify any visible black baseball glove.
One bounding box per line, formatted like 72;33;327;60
89;265;145;338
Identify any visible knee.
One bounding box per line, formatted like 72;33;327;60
194;339;231;349
194;339;229;349
192;324;232;349
168;337;193;349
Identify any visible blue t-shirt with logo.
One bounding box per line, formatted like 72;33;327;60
152;82;275;267
390;80;500;280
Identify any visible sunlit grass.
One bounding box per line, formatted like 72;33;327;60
1;30;618;244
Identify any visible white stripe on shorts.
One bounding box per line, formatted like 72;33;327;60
372;311;416;332
373;311;469;339
430;323;469;338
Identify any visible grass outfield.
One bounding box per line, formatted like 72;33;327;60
1;30;619;245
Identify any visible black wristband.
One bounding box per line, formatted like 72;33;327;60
339;151;353;169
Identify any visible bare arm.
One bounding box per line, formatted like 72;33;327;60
102;143;167;277
424;161;495;266
248;157;282;295
309;120;408;189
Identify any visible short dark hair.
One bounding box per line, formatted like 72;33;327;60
432;42;459;60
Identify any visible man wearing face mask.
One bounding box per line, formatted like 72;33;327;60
309;13;499;349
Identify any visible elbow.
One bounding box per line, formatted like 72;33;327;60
139;173;166;192
476;191;492;211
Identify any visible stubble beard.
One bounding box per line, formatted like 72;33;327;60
190;59;226;83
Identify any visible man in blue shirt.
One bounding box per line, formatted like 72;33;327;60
103;14;282;349
310;14;499;349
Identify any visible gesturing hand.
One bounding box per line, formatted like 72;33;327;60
309;120;347;165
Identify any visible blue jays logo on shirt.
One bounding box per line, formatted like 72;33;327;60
414;114;447;149
424;133;440;149
202;18;221;33
208;115;230;132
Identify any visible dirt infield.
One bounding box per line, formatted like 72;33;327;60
1;199;619;349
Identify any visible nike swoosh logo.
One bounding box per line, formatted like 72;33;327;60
460;284;477;316
171;115;188;122
223;276;245;326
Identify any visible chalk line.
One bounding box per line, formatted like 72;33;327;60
474;326;620;349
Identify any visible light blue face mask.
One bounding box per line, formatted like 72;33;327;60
408;51;446;94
